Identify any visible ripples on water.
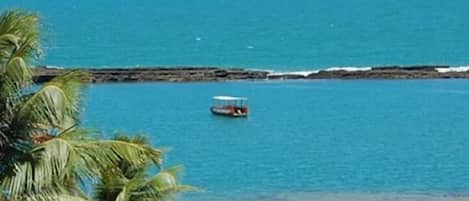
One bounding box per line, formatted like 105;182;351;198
83;80;469;200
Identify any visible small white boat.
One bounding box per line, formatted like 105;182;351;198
210;96;248;117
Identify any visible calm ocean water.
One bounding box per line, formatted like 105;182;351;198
83;80;469;200
2;1;469;200
2;0;469;69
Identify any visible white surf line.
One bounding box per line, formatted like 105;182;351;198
266;66;374;77
436;66;469;73
324;67;372;72
267;70;320;77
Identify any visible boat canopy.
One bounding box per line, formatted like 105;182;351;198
212;96;248;101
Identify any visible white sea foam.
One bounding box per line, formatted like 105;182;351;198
268;70;319;77
263;65;469;78
45;65;64;69
266;67;375;77
325;67;372;72
435;66;469;73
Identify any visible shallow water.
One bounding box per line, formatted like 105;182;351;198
82;80;469;200
185;192;469;201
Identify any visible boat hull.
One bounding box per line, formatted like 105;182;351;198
210;107;248;117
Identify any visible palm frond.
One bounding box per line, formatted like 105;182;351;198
5;56;32;88
1;128;167;200
0;10;40;37
0;33;20;52
14;84;77;131
90;140;163;168
0;10;40;60
1;139;85;199
1;129;96;199
147;166;197;193
98;165;196;201
114;173;144;201
12;71;89;133
23;191;90;201
0;10;40;121
114;134;150;146
94;135;197;201
132;166;197;201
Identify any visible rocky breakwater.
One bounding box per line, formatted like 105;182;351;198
33;65;469;83
33;66;269;83
267;65;469;80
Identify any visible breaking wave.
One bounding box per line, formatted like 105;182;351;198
265;66;373;77
264;65;469;77
267;70;320;77
324;67;372;72
435;66;469;73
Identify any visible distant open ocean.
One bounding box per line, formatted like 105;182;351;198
2;1;469;200
2;0;469;70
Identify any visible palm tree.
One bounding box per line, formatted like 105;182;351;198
95;135;196;201
0;10;193;201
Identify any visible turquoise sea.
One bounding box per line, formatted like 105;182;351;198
83;80;469;200
2;0;469;69
2;1;469;200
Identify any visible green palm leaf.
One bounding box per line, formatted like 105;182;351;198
2;130;167;200
95;136;196;201
12;71;89;132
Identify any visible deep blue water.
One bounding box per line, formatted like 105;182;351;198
2;0;469;69
83;80;469;200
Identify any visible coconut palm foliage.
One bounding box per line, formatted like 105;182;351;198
0;10;193;201
95;135;196;201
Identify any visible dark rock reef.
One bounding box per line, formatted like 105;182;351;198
34;66;269;83
306;65;469;79
269;65;469;80
33;65;469;83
